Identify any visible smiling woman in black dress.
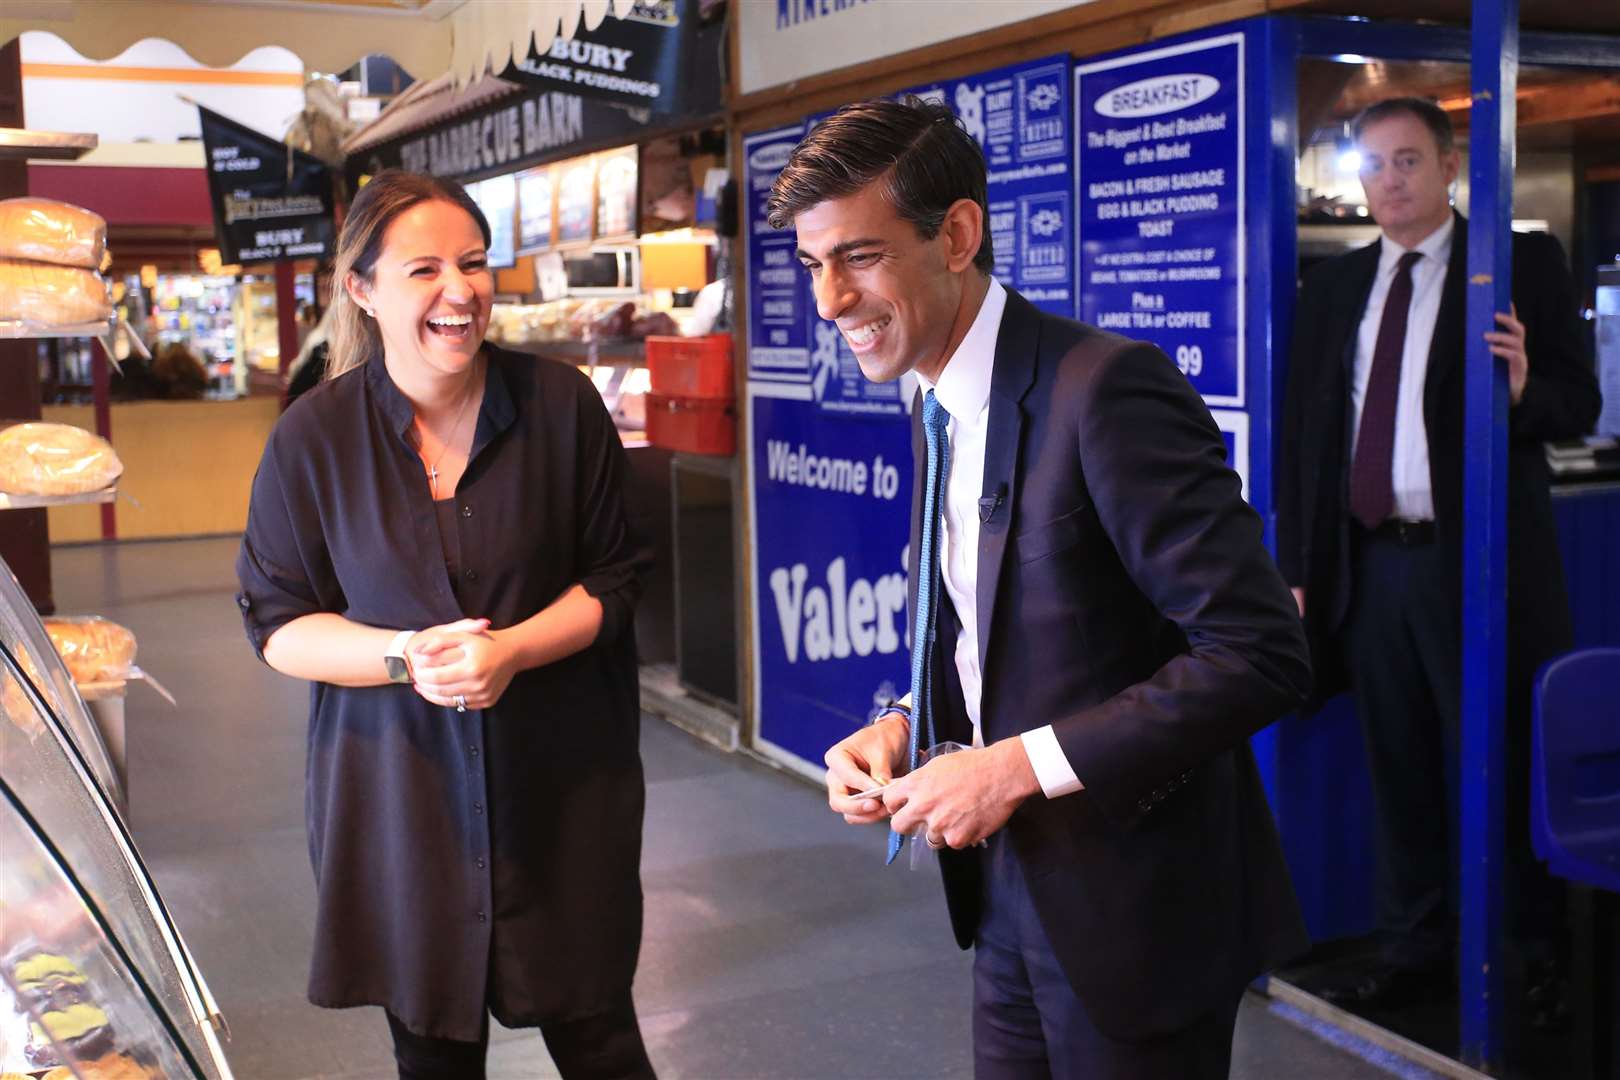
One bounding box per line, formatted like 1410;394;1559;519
234;171;653;1079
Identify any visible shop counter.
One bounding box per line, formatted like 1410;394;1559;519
42;396;281;542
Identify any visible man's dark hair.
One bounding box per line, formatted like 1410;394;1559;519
1351;96;1456;156
767;97;994;275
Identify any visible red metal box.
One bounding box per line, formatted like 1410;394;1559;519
645;334;734;400
646;394;736;456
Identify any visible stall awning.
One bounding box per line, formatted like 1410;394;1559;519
342;71;522;157
0;0;617;84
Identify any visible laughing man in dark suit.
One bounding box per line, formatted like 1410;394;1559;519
771;97;1313;1078
1277;97;1600;1013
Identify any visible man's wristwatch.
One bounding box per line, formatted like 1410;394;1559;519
384;630;415;684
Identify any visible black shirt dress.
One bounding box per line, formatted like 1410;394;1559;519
235;346;647;1042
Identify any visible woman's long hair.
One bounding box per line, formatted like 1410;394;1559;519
325;170;492;380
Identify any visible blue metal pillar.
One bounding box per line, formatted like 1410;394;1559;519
1460;0;1517;1068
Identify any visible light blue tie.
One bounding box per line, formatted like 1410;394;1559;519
889;389;951;864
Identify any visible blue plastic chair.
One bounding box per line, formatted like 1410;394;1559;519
1532;647;1620;894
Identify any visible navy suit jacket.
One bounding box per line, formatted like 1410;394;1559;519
910;287;1313;1040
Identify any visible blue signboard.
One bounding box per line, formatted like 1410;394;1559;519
1075;34;1245;407
908;56;1076;319
744;124;811;383
748;395;915;772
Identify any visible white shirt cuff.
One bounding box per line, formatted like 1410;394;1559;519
1020;725;1084;798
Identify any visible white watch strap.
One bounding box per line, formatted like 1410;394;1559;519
386;629;415;659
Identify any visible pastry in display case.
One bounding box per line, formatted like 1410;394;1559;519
0;423;123;499
0;558;233;1078
0;198;112;336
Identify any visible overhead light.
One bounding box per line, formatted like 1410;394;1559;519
1333;53;1371;64
1337;148;1362;173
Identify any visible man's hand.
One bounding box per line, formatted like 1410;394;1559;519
410;619;517;711
825;712;910;825
1291;587;1306;618
1483;304;1528;405
883;738;1041;849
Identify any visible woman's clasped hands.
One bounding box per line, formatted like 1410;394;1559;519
406;617;517;711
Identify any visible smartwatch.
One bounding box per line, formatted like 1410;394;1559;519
384;630;415;684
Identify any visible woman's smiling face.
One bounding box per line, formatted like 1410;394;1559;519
352;198;493;379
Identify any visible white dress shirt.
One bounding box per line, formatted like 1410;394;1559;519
1349;216;1453;522
912;278;1083;798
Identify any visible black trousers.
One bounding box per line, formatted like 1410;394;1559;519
1343;528;1565;971
971;834;1243;1079
386;998;655;1080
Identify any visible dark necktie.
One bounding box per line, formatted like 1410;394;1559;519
889;389;950;865
1350;250;1423;530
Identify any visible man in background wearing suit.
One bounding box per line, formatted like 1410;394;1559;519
1278;97;1600;1014
772;98;1313;1078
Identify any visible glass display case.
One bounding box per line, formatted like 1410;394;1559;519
0;558;233;1078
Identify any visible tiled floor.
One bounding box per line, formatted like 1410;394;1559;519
50;537;1430;1079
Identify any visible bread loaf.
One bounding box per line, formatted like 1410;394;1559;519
0;197;107;269
0;259;111;327
43;617;137;685
0;422;122;496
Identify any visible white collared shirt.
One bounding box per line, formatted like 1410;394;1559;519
912;278;1083;798
1350;216;1453;522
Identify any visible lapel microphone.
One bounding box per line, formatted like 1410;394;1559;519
978;484;1007;523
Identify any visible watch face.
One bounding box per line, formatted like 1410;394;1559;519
384;655;411;684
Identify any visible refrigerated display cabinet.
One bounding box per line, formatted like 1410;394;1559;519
0;557;232;1077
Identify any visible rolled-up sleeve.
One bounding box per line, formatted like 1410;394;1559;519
234;440;331;661
572;383;649;646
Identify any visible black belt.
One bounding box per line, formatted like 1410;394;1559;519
1360;518;1436;546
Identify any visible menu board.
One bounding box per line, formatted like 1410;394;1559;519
557;159;596;246
1076;35;1245;406
743;124;811;383
595;147;640;239
906;55;1074;320
468;174;516;269
517;166;554;252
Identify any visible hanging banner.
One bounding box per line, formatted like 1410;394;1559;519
345;87;647;188
198;106;334;265
1075;34;1245;406
500;0;724;118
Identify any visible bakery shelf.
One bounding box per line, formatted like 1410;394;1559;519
0;315;117;340
0;125;97;161
0;485;117;510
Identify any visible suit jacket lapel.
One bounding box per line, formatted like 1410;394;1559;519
1425;211;1468;410
975;291;1038;687
1338;240;1381;383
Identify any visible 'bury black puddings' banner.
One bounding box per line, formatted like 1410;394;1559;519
198;106;335;264
500;0;723;116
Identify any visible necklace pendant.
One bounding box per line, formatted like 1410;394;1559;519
428;464;439;497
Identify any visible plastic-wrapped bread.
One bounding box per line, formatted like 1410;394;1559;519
0;259;111;327
0;422;122;496
0;198;107;269
43;617;137;686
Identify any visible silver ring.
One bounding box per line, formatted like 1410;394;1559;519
925;834;945;849
454;694;467;713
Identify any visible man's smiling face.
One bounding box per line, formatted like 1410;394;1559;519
793;180;963;385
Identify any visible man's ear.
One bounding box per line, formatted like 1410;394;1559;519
1441;148;1462;189
940;198;985;274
